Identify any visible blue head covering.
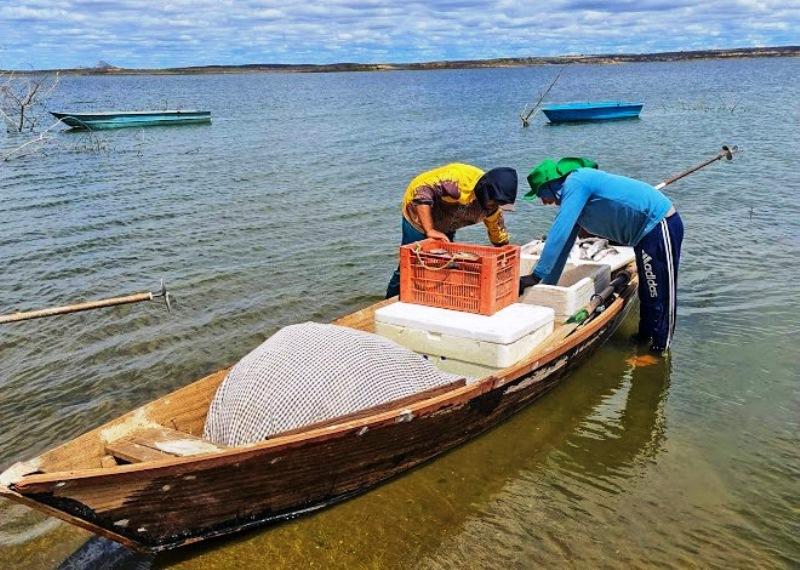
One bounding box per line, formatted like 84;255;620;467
538;179;564;204
474;167;518;210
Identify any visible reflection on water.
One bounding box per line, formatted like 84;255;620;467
1;58;799;567
57;537;154;570
0;505;61;547
420;342;672;568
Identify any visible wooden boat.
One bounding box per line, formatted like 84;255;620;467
50;110;211;130
541;101;643;123
0;269;637;553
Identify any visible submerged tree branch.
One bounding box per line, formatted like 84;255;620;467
1;71;60;133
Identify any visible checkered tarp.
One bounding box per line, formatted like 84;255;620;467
203;322;460;446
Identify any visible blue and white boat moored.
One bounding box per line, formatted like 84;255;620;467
541;101;643;123
50;110;211;130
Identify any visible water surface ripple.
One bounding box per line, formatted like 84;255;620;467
0;58;798;568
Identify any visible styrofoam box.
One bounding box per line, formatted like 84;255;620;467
519;263;611;317
374;302;555;368
420;353;500;381
520;240;636;275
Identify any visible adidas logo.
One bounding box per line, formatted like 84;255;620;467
642;252;658;298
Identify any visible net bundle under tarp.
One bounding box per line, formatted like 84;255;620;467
203;322;460;446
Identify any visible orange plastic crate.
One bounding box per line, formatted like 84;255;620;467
399;239;520;315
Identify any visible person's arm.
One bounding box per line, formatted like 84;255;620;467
521;223;579;293
483;208;509;246
410;180;460;241
532;183;590;284
545;224;580;284
414;204;450;241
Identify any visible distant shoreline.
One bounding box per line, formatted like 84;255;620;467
7;45;799;75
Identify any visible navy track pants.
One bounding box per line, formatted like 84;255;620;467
634;212;684;351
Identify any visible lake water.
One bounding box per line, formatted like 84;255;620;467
0;57;798;568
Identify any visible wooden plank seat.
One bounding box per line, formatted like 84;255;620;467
106;427;228;464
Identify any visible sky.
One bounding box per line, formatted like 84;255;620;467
1;0;798;69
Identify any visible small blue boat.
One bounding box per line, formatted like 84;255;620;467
50;110;211;130
541;101;643;123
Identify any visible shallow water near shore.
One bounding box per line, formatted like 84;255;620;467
1;57;798;568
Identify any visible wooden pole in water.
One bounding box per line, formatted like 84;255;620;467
654;145;737;190
0;280;172;324
520;68;563;127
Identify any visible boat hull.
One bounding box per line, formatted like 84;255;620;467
50;111;211;130
1;282;636;553
542;102;642;123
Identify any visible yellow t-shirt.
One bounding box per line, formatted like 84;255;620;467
401;163;485;208
401;163;509;245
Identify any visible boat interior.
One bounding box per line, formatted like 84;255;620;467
3;272;628;482
5;300;444;476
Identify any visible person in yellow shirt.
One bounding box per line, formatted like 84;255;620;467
386;163;518;298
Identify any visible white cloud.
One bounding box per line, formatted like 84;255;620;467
0;0;797;69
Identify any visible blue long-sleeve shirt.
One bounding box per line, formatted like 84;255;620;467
532;168;673;284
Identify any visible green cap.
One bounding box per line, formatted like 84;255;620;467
524;157;598;201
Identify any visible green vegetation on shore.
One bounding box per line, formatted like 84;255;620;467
7;45;799;75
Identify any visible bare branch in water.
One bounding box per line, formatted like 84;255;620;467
672;98;742;113
0;71;60;133
67;128;112;156
0;72;111;161
2;115;111;162
1;117;63;161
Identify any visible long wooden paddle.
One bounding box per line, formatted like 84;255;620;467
0;279;173;324
654;145;737;190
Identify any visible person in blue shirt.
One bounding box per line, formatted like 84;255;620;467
519;157;684;354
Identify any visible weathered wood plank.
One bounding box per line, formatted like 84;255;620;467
100;455;118;468
107;427;228;463
34;368;229;471
128;427;227;456
332;297;395;332
106;440;172;463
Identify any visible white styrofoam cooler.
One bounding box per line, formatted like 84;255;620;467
520;240;636;275
419;353;501;381
374;302;555;369
519;263;611;317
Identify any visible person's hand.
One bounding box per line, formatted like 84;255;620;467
518;274;541;295
426;230;450;242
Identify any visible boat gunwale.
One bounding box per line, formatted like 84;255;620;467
4;276;636;490
50;110;210;117
542;101;643;111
